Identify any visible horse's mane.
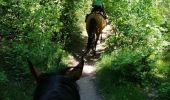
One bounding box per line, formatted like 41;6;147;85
34;72;80;100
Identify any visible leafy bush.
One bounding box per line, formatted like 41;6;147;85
97;48;152;84
157;79;170;100
59;0;91;51
0;0;92;99
0;0;68;99
97;0;170;100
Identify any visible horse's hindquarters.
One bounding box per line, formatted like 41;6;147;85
86;13;106;34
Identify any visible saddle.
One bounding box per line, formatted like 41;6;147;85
85;11;106;22
85;12;107;34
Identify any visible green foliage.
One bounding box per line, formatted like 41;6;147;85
97;0;170;100
0;0;92;99
97;72;146;100
0;71;8;83
59;0;91;51
0;0;69;99
97;47;169;100
97;47;152;85
157;78;170;100
97;49;148;100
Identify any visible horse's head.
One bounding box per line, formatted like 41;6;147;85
28;56;84;100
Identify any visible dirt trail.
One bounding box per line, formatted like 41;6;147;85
68;25;113;100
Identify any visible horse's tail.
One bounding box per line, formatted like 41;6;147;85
85;18;97;55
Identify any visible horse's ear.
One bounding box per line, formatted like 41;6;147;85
27;60;42;83
66;56;84;81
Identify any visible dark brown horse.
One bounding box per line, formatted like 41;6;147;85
28;57;84;100
85;12;107;55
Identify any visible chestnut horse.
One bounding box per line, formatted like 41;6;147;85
85;12;107;55
28;57;84;100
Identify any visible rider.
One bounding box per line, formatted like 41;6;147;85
91;0;107;19
85;0;107;22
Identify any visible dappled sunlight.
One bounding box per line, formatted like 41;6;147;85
82;64;96;76
67;55;79;67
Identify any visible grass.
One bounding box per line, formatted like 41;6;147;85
0;80;35;100
96;48;170;100
97;67;146;100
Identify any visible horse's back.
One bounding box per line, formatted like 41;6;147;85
86;13;107;34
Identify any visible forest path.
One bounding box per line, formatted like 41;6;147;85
67;25;113;100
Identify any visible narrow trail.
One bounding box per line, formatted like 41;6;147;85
68;25;113;100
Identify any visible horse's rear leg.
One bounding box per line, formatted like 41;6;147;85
95;34;100;49
93;34;99;56
100;33;102;43
84;36;91;56
85;33;95;56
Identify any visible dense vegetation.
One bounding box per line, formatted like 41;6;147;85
0;0;90;99
0;0;169;100
97;0;170;100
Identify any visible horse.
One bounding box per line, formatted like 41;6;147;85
85;12;107;55
28;56;84;100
